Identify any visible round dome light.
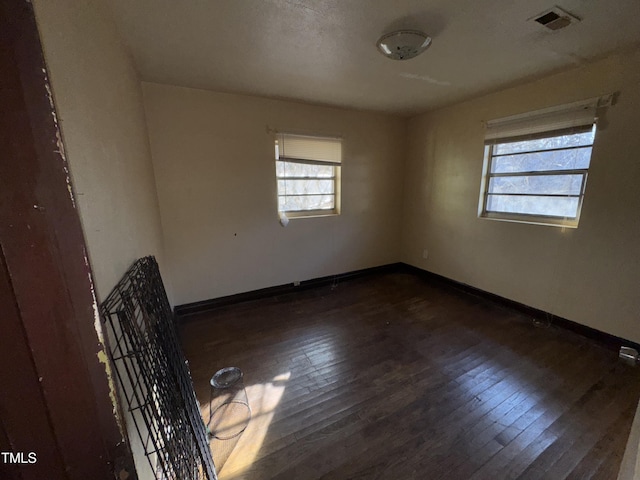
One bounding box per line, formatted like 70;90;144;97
376;30;432;60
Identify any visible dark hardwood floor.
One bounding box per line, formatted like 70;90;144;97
179;271;640;480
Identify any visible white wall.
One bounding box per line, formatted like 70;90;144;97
33;0;167;302
402;50;640;344
142;83;406;305
33;1;168;478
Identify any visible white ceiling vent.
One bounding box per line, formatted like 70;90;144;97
531;6;581;31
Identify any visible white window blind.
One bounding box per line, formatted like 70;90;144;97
484;94;614;143
277;133;342;164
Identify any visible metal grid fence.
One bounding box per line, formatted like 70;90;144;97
100;256;216;480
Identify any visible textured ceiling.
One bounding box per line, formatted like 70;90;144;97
105;0;640;115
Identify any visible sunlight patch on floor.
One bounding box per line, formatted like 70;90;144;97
202;372;289;480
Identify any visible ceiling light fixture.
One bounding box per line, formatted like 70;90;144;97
376;30;432;60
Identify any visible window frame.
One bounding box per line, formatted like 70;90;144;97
275;133;342;218
478;127;594;228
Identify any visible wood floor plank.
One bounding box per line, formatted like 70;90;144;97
179;271;640;480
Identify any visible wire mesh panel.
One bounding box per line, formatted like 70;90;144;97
100;256;216;480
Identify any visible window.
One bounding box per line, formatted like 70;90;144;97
482;127;595;226
275;133;341;218
479;95;613;227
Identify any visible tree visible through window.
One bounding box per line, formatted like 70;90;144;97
275;133;341;218
482;127;595;222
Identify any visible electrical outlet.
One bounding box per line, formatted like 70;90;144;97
293;281;301;287
422;249;429;259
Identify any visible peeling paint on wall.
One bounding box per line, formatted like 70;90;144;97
84;245;126;436
43;55;124;432
44;55;124;437
43;68;76;208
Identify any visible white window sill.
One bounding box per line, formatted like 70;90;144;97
281;210;340;220
479;213;579;229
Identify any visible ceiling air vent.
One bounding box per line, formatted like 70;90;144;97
531;6;580;31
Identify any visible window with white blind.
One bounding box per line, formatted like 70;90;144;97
275;133;341;218
479;95;614;227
